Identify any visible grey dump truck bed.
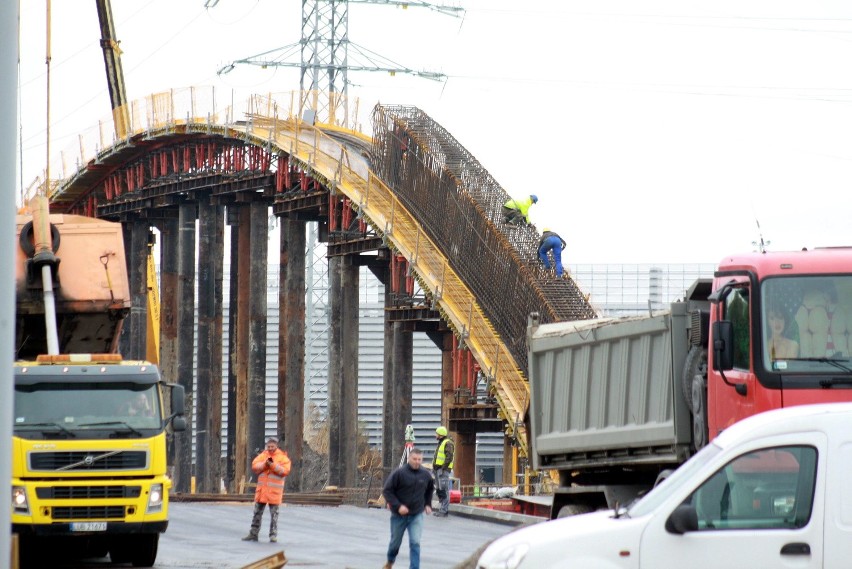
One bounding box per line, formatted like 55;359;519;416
527;303;694;473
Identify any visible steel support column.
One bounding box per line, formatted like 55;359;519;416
327;255;343;487
380;265;395;475
247;201;269;457
125;220;148;360
175;201;197;493
390;322;413;467
195;197;224;493
278;217;306;492
233;205;251;488
159;216;179;468
339;255;359;488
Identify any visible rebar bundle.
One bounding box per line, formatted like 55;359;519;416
371;105;596;372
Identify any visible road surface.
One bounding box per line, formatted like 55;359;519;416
37;501;520;568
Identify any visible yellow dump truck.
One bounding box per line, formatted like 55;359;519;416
11;207;185;567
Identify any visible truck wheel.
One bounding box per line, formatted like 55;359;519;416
691;374;709;449
130;534;159;567
681;347;707;412
556;504;592;518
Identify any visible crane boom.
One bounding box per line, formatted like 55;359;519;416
95;0;130;138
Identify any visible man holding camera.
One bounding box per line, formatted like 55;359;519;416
242;437;291;543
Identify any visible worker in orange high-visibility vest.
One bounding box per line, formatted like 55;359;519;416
242;437;291;543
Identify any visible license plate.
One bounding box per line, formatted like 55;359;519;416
70;522;107;532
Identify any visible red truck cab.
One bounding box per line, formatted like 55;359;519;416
706;248;852;444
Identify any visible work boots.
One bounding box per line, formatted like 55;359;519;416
241;534;258;542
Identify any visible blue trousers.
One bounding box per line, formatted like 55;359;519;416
538;236;564;276
387;511;424;569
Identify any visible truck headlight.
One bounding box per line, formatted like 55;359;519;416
146;483;164;513
478;542;529;569
12;486;29;514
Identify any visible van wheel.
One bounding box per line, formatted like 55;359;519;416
682;347;707;412
556;504;592;518
691;374;709;449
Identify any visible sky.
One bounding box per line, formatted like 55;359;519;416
16;0;852;265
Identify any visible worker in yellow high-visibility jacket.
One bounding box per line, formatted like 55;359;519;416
432;426;455;517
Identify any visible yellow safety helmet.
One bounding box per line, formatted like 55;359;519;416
435;426;448;437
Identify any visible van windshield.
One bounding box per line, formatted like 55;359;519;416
627;443;722;518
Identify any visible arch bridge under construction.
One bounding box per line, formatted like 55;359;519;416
40;87;596;494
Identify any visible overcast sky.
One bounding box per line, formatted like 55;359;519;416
17;1;852;264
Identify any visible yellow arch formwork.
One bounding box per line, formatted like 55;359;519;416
51;90;531;456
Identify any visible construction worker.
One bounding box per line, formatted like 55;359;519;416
538;228;567;277
502;194;538;226
242;437;291;543
432;426;455;517
382;447;434;569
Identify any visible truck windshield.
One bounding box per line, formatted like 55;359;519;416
761;275;852;374
14;382;161;438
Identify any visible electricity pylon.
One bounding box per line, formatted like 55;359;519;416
217;0;462;125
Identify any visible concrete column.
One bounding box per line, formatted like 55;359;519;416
278;217;306;492
195;197;224;493
174;201;196;493
247;201;268;457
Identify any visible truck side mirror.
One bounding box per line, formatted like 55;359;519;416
171;415;187;432
170;384;186;415
665;504;699;534
712;321;734;371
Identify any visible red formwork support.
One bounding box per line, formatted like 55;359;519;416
125;169;134;193
207;143;214;170
328;195;338;231
358;218;367;233
342;197;353;230
452;335;461;389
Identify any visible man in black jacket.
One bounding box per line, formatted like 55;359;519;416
381;448;434;569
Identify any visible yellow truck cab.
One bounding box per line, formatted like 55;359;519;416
12;354;186;567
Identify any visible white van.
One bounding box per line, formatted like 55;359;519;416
477;403;852;569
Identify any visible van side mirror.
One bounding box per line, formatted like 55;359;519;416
665;504;699;534
712;321;734;371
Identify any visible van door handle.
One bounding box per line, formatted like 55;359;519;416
780;543;810;555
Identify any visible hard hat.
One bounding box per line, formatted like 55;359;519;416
435;426;448;437
530;194;538;203
542;227;551;233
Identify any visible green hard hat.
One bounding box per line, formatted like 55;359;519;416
435;426;448;436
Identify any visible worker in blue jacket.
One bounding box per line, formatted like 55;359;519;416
538;228;567;277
